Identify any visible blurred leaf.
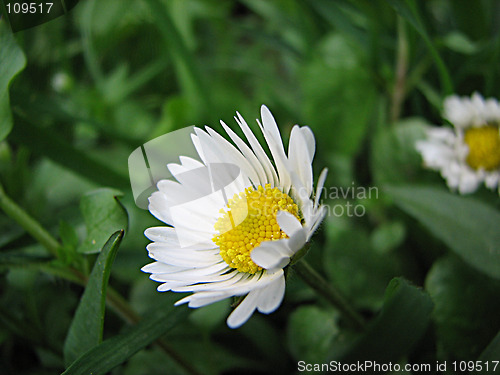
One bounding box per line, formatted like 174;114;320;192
324;224;401;309
449;0;487;40
307;0;368;46
0;251;52;266
9;117;130;188
333;278;433;368
59;221;78;249
64;230;123;365
371;118;428;185
78;188;128;254
57;220;79;264
166;332;257;375
370;221;406;254
385;185;500;279
287;305;338;363
145;0;211;119
385;0;453;94
239;315;289;372
61;304;189;375
425;256;500;361
302;33;376;157
122;347;185;375
0;214;24;248
0;22;26;141
441;32;479;55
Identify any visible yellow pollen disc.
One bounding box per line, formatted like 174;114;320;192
213;184;300;274
464;125;500;171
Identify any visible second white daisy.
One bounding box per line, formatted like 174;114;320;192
416;93;500;194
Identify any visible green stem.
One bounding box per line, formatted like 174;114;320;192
293;260;366;330
390;16;408;124
0;183;60;256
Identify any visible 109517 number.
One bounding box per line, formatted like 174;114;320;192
6;2;54;14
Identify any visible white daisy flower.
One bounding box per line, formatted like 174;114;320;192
416;93;500;194
141;105;328;328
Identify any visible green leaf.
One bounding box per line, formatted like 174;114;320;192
334;278;433;367
0;22;26;141
78;188;128;254
371;118;428;185
425;256;500;361
385;185;500;279
61;304;189;375
64;230;123;366
287;305;338;363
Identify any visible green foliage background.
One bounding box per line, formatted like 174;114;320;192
1;0;500;374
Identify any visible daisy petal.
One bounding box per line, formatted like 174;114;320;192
256;275;285;314
276;211;303;237
227;290;260;329
251;241;291;270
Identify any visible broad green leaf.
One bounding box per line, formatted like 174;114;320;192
62;304;189;375
371;118;428;185
287;305;338;363
78;188;128;254
426;256;500;361
385;185;500;279
0;22;26;141
64;230;123;365
333;278;433;366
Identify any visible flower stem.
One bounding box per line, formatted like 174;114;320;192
390;16;408;124
293;260;366;330
0;182;60;256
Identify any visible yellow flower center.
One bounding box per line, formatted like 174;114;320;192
213;184;299;274
464;125;500;171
